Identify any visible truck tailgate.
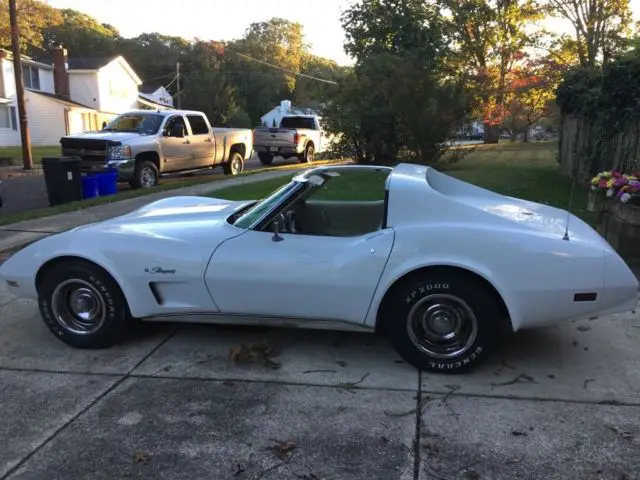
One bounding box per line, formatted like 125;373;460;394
253;128;296;149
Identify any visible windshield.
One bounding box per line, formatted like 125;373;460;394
232;181;301;229
103;113;164;134
279;116;317;130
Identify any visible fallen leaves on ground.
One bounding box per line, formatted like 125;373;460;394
132;451;151;464
228;342;281;369
267;438;297;460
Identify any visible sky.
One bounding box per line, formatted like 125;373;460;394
47;0;640;67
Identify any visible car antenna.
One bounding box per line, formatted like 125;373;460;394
563;128;581;241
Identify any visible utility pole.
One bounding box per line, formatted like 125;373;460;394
9;0;33;170
176;62;182;109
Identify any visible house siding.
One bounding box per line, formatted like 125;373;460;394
68;72;100;110
24;91;68;146
97;59;140;113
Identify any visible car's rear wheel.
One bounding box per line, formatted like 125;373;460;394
223;152;244;176
258;152;274;166
300;143;315;163
383;271;501;373
37;261;130;349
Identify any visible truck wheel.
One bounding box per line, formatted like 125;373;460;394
223;152;244;176
132;160;159;189
301;144;315;163
258;153;274;166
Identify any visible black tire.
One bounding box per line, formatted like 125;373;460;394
258;152;274;166
383;271;501;374
37;261;130;349
223;151;244;176
132;160;159;189
300;143;315;163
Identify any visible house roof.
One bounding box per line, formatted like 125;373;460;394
0;48;53;69
139;83;164;94
67;56;119;70
27;89;95;110
138;93;174;110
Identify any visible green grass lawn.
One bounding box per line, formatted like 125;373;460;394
0;145;60;166
210;141;595;226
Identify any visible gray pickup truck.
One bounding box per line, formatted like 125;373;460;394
59;110;253;188
252;114;331;166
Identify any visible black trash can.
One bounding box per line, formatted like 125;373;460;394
41;156;83;207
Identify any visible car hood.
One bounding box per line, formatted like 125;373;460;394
74;196;254;233
63;131;148;143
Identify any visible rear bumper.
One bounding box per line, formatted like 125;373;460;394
254;145;301;157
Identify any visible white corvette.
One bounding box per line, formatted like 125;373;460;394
1;163;637;373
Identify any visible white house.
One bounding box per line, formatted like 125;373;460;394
260;100;318;127
139;83;174;109
0;47;173;147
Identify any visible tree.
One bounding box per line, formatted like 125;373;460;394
544;0;633;68
502;53;563;140
181;40;240;126
0;0;62;53
323;0;470;164
226;18;307;123
42;8;119;57
438;0;544;143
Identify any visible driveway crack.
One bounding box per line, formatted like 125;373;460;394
0;327;177;480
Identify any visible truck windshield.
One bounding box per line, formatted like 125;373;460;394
279;116;317;130
103;114;164;134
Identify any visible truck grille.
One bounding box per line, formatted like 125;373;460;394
59;138;117;165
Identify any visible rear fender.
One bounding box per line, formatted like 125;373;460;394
364;255;521;330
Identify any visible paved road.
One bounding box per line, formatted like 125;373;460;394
0;154;302;216
1;278;639;479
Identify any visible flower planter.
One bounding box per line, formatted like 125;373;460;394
595;199;640;263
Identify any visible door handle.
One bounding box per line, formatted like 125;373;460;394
183;140;191;144
205;138;212;143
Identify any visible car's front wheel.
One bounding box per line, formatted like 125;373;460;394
37;261;130;349
131;160;159;189
384;271;501;373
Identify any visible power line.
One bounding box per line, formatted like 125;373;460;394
228;49;338;85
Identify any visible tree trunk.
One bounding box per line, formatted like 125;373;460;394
483;123;500;144
523;127;529;143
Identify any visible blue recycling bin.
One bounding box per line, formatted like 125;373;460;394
97;171;118;196
81;175;99;200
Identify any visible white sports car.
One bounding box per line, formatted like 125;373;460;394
1;163;637;373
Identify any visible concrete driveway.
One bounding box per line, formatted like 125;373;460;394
1;281;639;480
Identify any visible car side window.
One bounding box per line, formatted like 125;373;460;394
280;169;391;238
164;116;187;137
186;114;209;135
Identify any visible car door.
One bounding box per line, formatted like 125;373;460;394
186;113;216;168
159;115;191;171
205;228;394;325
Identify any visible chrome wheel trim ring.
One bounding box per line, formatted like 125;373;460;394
50;279;107;335
406;293;478;359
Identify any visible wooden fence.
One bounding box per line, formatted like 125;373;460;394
559;115;640;181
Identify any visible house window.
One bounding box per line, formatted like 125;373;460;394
22;65;41;90
0;105;16;130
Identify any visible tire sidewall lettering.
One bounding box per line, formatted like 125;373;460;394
404;282;450;304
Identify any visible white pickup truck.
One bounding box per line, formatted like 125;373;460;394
59;110;253;188
252;114;332;166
